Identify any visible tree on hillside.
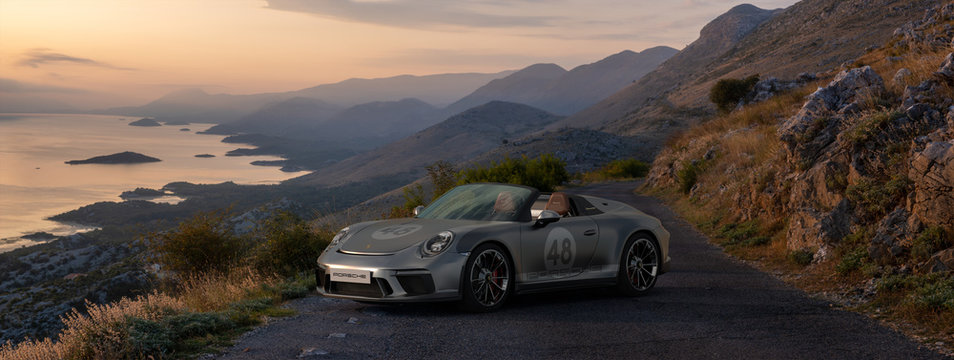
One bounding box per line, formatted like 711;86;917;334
710;74;759;113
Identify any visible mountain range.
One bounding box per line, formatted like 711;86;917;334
446;46;678;116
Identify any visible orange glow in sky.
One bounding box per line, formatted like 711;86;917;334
0;0;798;109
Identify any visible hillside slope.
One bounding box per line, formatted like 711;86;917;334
550;0;939;138
288;101;562;187
645;3;954;353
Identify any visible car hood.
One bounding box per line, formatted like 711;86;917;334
339;218;485;254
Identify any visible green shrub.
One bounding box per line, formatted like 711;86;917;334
458;154;569;192
145;209;247;276
788;249;815;266
836;245;869;275
388;161;458;219
717;220;769;247
427;161;458;199
387;184;426;219
913;275;954;310
252;211;329;276
911;226;953;261
164;312;234;341
846;175;911;220
709;74;760;113
126;318;172;356
843;109;904;146
599;158;650;179
677;160;700;194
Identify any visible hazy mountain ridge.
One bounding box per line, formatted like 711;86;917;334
548;3;781;132
447;47;678;115
100;71;514;124
289;101;563;187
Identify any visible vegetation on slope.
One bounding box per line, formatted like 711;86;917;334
0;210;334;359
643;10;954;352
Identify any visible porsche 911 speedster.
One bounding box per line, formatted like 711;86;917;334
316;183;671;311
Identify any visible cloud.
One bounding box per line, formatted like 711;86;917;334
0;78;87;94
16;49;135;70
265;0;556;29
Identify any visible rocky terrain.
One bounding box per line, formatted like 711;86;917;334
645;3;953;349
0;230;151;343
549;0;940;145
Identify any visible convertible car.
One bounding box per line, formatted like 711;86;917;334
316;183;671;311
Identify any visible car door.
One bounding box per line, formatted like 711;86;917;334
518;215;599;283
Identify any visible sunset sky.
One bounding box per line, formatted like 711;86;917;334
0;0;797;109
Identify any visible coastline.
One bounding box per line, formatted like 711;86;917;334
0;113;305;245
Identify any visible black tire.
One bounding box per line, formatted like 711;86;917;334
616;233;661;296
459;243;514;312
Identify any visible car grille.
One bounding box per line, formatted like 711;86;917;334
322;276;393;298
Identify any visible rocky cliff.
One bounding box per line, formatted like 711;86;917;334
550;0;940;146
648;2;954;277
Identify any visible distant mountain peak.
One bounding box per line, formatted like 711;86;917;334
698;3;778;44
508;63;567;79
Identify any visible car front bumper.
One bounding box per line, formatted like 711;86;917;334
316;248;469;302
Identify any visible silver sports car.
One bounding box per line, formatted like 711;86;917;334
316;183;671;311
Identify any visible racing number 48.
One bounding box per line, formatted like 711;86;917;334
547;238;573;266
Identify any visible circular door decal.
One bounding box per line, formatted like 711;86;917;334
371;224;423;240
544;227;576;271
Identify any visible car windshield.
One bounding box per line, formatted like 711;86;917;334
416;183;534;222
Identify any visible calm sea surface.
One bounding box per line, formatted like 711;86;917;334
0;113;305;252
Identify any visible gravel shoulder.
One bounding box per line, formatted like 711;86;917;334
215;181;947;359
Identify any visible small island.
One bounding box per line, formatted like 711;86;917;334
65;151;161;165
120;187;168;200
194;154;215;158
180;128;191;132
129;118;161;127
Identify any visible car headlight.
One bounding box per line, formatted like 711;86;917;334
422;231;454;256
329;227;350;248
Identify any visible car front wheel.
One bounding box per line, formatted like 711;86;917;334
460;243;513;312
617;233;661;296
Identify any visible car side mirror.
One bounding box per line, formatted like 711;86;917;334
534;210;561;227
413;205;425;216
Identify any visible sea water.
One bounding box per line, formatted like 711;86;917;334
0;113;305;252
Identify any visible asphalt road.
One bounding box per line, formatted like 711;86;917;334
216;181;947;359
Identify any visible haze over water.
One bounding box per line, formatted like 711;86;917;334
0;113;304;251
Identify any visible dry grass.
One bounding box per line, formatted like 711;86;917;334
0;268;280;360
0;292;186;360
175;268;281;312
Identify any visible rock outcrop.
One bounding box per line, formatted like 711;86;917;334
646;3;954;272
909;139;954;229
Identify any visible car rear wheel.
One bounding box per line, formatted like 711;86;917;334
460;243;513;312
616;233;660;296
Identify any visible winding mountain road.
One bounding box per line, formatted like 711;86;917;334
216;182;945;359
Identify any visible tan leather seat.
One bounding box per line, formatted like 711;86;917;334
494;191;516;214
545;192;570;216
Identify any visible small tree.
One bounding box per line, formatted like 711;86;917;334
252;211;329;276
145;210;247;276
709;74;759;113
426;161;457;199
